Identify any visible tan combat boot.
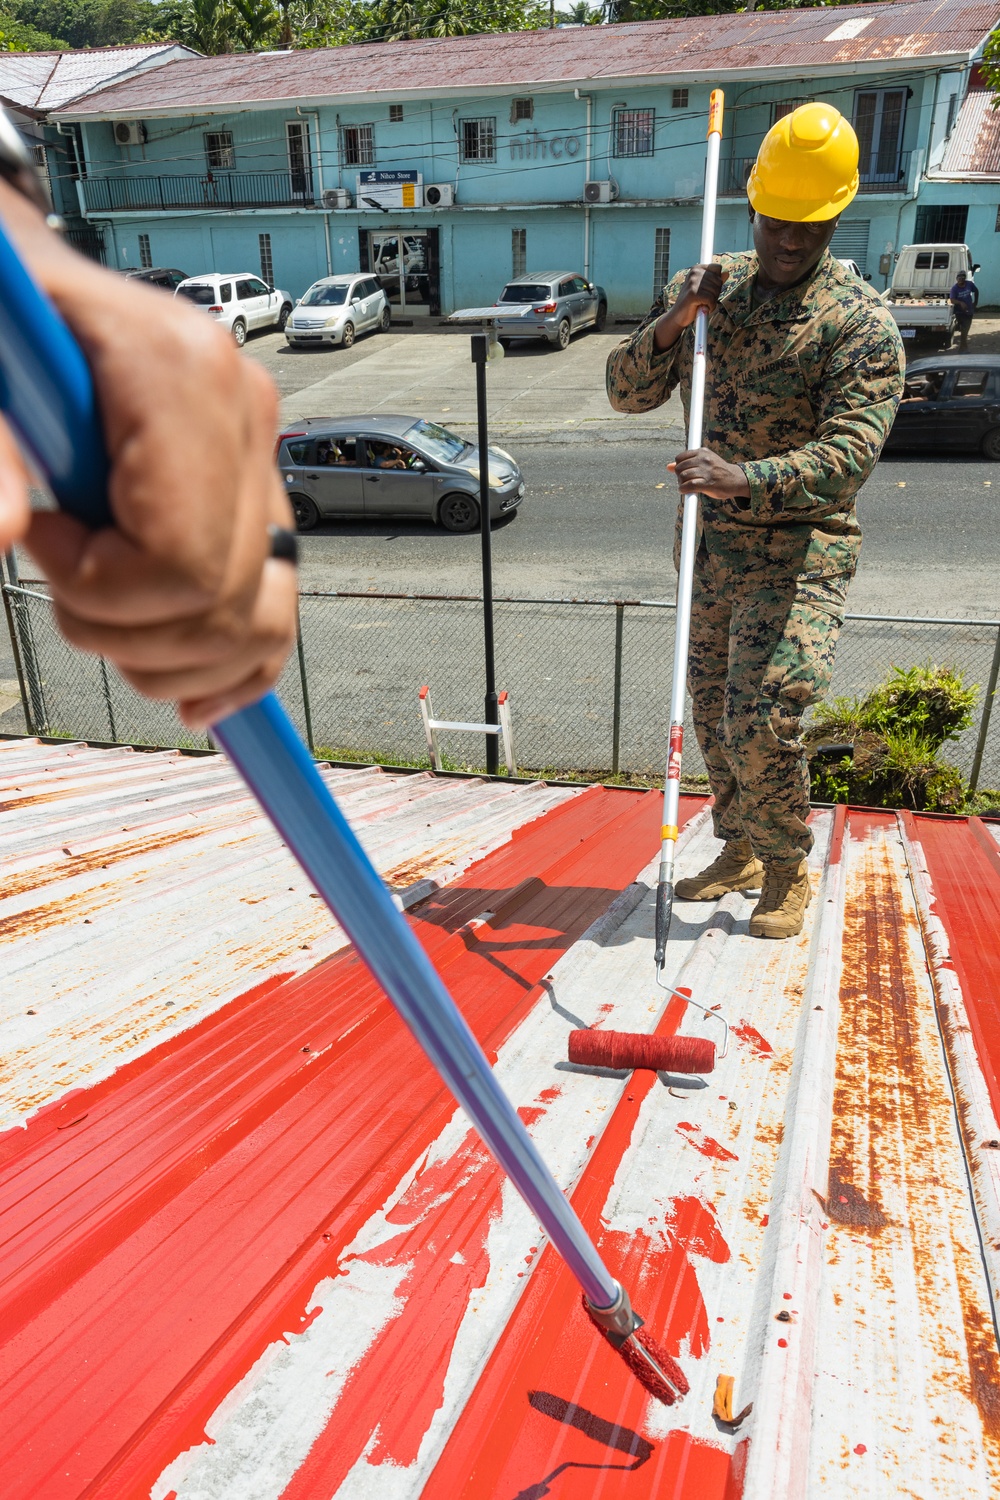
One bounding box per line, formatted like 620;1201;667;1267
748;861;812;939
675;838;764;901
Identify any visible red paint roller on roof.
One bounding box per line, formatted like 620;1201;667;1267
569;1029;716;1074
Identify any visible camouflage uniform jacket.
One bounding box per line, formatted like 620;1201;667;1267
606;250;906;578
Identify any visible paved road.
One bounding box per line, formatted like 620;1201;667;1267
239;326;1000;620
289;433;998;621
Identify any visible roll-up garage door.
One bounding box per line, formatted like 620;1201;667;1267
830;219;871;271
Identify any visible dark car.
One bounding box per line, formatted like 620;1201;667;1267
885;353;1000;460
123;267;189;291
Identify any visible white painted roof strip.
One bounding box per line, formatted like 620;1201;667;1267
0;739;575;1131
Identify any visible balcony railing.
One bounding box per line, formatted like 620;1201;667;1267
722;151;912;199
82;170;316;213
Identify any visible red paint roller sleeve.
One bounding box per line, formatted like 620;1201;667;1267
568;1029;715;1074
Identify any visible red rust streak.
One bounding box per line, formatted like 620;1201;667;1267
0;788;695;1500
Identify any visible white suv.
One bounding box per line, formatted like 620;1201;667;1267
286;273;390;349
175;273;293;346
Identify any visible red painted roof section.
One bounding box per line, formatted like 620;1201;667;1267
4;737;1000;1498
55;0;1000;117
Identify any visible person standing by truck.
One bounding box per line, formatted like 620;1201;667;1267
949;269;978;351
607;103;905;939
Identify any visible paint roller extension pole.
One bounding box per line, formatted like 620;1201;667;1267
0;202;685;1404
655;89;725;971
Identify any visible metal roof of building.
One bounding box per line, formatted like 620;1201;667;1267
2;737;1000;1498
0;43;198;117
55;0;1000;119
936;87;1000;178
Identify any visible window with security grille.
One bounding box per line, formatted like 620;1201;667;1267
671;89;688;109
771;99;805;125
653;227;670;300
341;124;375;167
512;227;526;278
511;98;533;122
138;232;152;269
612;108;654;158
204;130;235;170
389;104;403;123
996;205;1000;233
259;233;273;286
914;204;969;243
460;117;496;162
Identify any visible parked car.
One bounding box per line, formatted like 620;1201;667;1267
490;271;608;350
838;258;871;282
123;267;189;291
174;273;292;346
276;415;525;532
285;273;390;349
884;354;1000;460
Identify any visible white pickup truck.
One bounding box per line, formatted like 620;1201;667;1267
883;243;980;343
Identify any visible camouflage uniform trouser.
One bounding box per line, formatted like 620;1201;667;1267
688;543;851;869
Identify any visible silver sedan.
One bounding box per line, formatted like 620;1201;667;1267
277;415;525;532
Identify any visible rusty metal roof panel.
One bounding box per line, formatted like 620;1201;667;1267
937;88;1000;177
55;0;1000;117
2;738;1000;1497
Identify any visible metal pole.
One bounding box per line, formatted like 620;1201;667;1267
1;555;32;734
611;601;625;777
969;622;1000;795
655;88;724;969
295;603;315;756
4;548;47;734
471;332;499;774
98;655;117;742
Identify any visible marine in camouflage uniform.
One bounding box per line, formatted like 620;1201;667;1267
607;248;905;881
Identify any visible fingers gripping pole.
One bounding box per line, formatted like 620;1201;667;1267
657;89;724;968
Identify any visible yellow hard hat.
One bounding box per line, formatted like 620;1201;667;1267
747;102;859;222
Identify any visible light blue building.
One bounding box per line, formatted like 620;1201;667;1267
48;0;1000;315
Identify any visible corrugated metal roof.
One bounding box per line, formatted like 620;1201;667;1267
2;738;1000;1497
0;43;196;114
55;0;1000;119
937;88;1000;177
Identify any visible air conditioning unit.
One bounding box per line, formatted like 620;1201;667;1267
425;182;454;207
113;121;146;147
584;180;617;204
322;187;352;209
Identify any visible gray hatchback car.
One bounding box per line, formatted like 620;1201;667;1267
277;415;525;532
492;271;608;349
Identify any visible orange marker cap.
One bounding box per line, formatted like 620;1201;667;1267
707;89;725;138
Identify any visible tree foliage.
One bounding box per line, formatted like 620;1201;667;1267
7;0;157;46
982;26;1000;109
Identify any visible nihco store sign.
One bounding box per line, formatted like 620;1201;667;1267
509;131;582;160
357;171;423;209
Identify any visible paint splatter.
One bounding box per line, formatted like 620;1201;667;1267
676;1123;739;1163
732;1021;774;1058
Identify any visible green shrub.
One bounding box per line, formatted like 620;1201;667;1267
806;663;977;813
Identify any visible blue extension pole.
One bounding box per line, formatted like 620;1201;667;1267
0;215;620;1313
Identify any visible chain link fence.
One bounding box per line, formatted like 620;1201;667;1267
3;580;999;792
